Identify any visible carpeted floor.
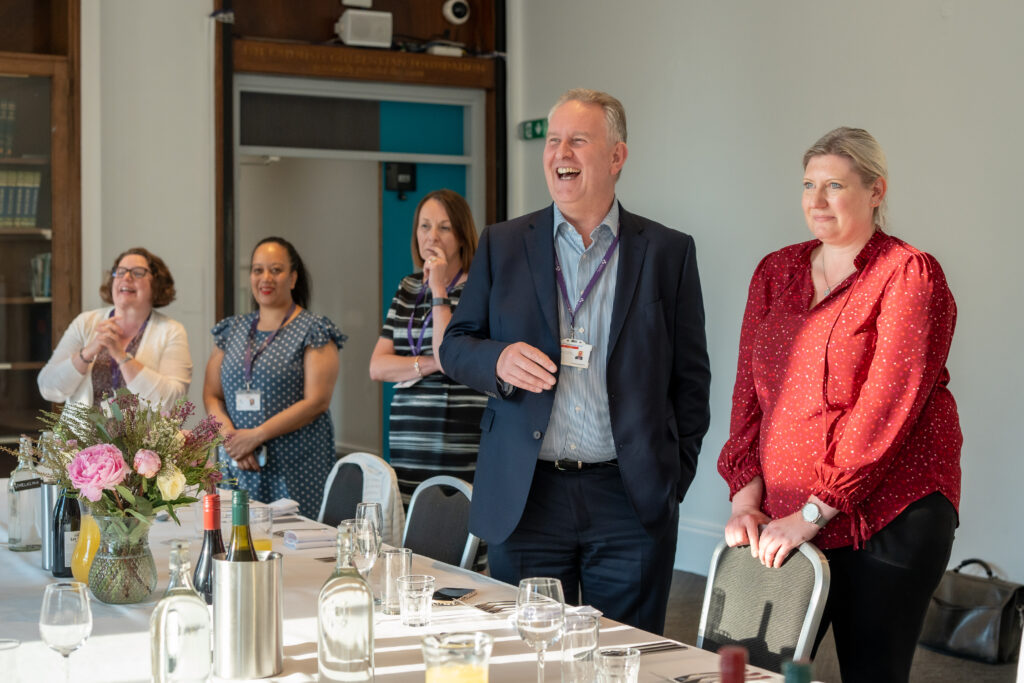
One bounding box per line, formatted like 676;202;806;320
663;570;1018;683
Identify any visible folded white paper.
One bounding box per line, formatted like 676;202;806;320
283;527;336;549
269;498;301;516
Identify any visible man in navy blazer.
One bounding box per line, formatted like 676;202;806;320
440;89;710;633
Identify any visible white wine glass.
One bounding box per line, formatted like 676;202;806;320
39;582;93;683
340;518;381;579
516;577;565;683
355;502;383;553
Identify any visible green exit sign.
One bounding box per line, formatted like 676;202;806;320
520;118;547;140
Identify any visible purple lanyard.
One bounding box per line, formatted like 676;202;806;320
554;235;620;331
244;303;296;388
109;310;152;389
406;269;462;356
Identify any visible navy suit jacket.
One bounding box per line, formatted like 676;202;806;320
439;204;711;545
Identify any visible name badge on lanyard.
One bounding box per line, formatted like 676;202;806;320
236;303;296;413
554;234;619;372
560;338;593;369
235;389;261;411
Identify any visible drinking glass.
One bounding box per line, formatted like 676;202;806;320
561;613;600;682
39;582;93;683
516;577;565;683
355;502;384;597
422;631;493;683
595;647;640;683
397;574;436;627
382;547;413;615
340;518;381;579
249;505;274;552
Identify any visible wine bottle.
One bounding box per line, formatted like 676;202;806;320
318;526;374;681
51;489;81;578
8;435;43;551
225;489;257;562
193;493;226;603
151;540;212;682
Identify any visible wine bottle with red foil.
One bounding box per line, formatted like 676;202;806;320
193;493;226;603
225;489;258;562
51;488;81;578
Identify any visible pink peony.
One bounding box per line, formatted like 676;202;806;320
67;444;129;502
133;449;161;478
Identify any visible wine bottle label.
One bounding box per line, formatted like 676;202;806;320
12;477;43;491
64;531;80;567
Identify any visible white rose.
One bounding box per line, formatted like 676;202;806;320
156;465;186;501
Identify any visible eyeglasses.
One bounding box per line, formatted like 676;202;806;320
111;266;151;279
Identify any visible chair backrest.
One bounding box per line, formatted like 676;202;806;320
697;539;830;673
402;475;478;569
317;452;405;546
317;460;364;527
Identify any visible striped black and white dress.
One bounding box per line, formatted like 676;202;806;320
381;273;487;504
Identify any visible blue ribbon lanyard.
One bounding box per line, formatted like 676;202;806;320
554;236;619;333
406;269;462;356
243;302;297;388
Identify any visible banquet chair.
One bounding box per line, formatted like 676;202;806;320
402;475;478;569
697;538;830;673
317;451;405;546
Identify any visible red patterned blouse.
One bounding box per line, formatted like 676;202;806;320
718;230;961;549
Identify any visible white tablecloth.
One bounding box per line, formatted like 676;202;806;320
0;483;780;682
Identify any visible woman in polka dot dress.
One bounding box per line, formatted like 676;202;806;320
718;128;961;683
203;236;346;518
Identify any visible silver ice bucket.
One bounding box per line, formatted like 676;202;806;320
212;551;283;679
39;483;59;571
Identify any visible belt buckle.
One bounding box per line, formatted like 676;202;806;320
554;459;582;471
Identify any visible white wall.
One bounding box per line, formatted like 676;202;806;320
81;0;1023;579
508;0;1024;579
82;0;216;418
237;157;382;453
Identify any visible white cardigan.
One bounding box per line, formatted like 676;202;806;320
37;307;192;409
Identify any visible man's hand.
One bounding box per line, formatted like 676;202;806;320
496;342;557;393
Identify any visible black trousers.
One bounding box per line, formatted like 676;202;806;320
814;492;958;683
488;464;678;635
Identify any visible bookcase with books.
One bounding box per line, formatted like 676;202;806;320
0;53;74;447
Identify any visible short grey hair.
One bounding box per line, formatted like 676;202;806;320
803;127;889;228
548;88;627;145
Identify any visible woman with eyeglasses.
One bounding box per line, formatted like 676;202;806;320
38;247;192;409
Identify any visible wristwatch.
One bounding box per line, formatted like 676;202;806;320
801;501;828;528
431;297;451;307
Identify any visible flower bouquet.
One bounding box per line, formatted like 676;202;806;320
28;390;225;603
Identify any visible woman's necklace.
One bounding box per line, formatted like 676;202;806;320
819;250;856;297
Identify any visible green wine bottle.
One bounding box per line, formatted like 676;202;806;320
225;489;258;562
782;659;812;683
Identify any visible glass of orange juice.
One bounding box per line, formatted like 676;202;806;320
422;632;492;683
249;506;273;552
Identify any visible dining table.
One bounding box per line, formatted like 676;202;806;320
0;481;781;682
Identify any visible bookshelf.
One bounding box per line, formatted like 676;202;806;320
0;53;75;448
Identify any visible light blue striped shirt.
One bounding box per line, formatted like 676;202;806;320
539;201;620;463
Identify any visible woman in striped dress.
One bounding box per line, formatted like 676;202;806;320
370;189;487;504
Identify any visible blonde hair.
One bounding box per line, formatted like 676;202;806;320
803;127;888;228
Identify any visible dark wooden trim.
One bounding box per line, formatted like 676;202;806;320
0;50;65;74
233;39;495;89
65;0;81;325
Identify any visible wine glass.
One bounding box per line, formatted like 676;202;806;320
516;577;565;683
355;502;383;549
339;518;381;579
39;582;93;683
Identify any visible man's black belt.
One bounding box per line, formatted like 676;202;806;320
537;459;619;472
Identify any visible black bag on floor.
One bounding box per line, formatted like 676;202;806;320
919;558;1024;663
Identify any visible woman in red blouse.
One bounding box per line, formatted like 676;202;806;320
718;127;960;683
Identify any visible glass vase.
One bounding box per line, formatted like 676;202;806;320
87;514;158;604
